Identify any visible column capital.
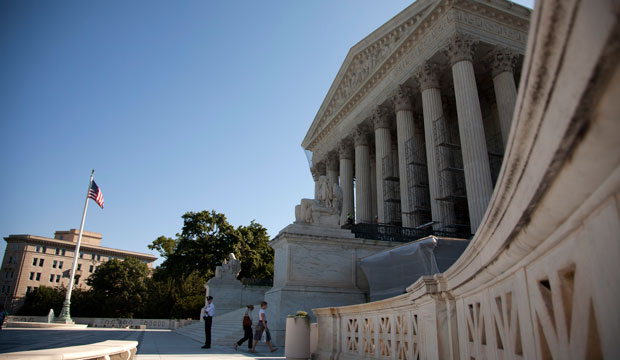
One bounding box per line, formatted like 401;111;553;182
444;34;478;65
353;125;370;147
415;61;440;91
491;47;517;77
391;85;413;112
339;138;354;160
311;161;326;177
371;106;392;130
326;151;339;171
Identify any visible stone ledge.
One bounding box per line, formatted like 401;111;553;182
0;340;138;359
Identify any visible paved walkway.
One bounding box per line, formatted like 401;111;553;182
0;328;286;359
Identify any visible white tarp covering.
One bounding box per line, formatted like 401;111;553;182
360;237;440;301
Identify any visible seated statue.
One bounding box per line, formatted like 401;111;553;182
294;176;342;228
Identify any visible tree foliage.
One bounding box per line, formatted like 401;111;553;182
86;257;150;318
16;286;64;316
17;210;273;320
153;210;274;281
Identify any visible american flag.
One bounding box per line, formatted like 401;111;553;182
88;180;104;209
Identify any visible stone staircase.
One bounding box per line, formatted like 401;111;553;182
174;305;274;349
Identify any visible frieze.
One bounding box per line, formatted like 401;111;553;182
454;9;528;44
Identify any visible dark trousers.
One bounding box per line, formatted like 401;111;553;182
204;316;212;347
237;325;253;349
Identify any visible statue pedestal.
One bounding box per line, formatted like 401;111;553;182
264;223;394;345
204;277;244;317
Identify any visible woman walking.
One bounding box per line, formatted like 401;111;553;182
234;305;254;351
250;301;277;353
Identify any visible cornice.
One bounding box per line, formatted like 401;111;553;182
301;0;531;155
4;234;157;261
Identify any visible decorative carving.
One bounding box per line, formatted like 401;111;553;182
444;34;478;65
213;253;241;280
415;61;440;91
372;106;392;130
295;175;343;228
491;47;517;77
353;124;370;147
339;138;354;160
391;85;413;112
326;152;339;171
307;6;529;153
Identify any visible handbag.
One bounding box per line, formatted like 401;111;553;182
242;315;252;327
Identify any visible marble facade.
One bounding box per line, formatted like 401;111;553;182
269;0;533;346
301;0;530;234
312;0;620;359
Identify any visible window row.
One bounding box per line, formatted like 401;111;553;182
1;285;10;294
3;271;14;280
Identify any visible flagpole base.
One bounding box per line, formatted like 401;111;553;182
55;300;74;324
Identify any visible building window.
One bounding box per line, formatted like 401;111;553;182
5;285;9;294
56;275;60;283
53;260;57;268
59;261;63;269
79;252;83;259
36;245;41;252
4;272;7;280
74;276;80;285
32;258;38;266
29;272;34;280
62;249;66;256
59;235;63;240
36;273;41;281
13;244;19;250
89;265;94;273
42;246;47;253
26;286;31;293
39;259;44;266
97;254;101;261
77;264;82;271
8;256;12;264
1;285;5;293
10;271;13;279
50;274;54;282
91;254;95;260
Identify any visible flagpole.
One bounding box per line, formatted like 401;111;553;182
57;169;94;324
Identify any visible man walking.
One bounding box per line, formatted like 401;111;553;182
202;296;214;349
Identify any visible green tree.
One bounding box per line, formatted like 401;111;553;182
86;257;150;318
155;210;239;279
16;286;64;316
235;221;274;280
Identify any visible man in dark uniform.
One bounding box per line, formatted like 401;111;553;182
202;296;214;349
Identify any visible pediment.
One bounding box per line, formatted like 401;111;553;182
301;0;437;150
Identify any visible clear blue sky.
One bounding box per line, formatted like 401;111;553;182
0;0;533;265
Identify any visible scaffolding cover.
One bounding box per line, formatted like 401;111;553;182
360;237;440;302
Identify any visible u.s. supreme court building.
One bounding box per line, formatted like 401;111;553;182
266;0;530;344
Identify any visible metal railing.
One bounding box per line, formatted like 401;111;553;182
350;223;471;243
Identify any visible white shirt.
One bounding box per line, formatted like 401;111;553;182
245;309;252;320
205;303;215;317
259;308;266;322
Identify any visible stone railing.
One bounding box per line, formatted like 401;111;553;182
0;340;137;359
313;0;620;359
5;316;198;330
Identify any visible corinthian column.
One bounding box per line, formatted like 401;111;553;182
339;138;354;225
415;62;454;230
445;34;493;232
372;106;393;224
370;145;377;220
491;47;518;149
354;125;372;223
326;152;339;187
392;86;416;227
